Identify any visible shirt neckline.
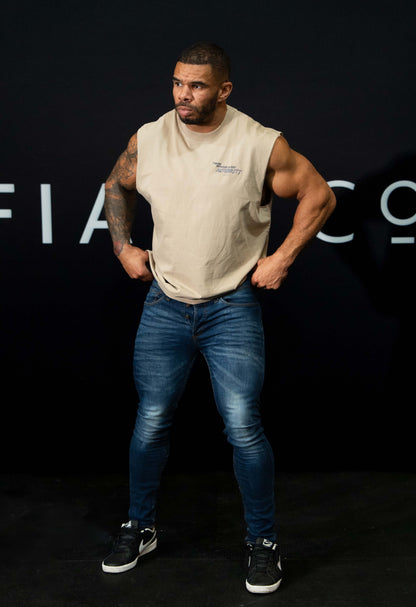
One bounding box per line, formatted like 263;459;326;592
176;105;233;141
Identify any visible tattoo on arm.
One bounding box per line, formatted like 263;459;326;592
104;135;138;255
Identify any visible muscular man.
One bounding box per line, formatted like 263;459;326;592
102;42;336;594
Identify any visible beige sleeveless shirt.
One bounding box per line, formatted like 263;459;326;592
136;105;281;303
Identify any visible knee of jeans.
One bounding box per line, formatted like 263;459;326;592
132;409;174;446
223;418;265;449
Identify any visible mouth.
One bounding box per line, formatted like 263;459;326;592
176;104;194;117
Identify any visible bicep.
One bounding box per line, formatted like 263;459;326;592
106;133;137;191
267;136;328;201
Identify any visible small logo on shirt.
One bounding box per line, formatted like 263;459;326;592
213;162;242;175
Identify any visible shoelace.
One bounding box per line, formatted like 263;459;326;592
250;544;277;573
113;527;140;551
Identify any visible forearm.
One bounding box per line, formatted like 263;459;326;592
104;180;137;256
251;187;335;290
274;187;336;264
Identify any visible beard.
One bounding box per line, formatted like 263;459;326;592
175;93;219;125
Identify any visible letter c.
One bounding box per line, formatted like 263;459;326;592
317;180;355;244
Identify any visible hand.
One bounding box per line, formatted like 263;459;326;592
251;252;289;290
117;244;153;281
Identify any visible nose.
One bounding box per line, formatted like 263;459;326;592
178;84;192;102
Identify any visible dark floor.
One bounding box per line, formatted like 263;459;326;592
1;469;415;607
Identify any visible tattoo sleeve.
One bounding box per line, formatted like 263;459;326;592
104;135;138;256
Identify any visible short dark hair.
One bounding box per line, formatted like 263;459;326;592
177;42;231;82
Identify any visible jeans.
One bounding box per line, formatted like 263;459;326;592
129;278;276;543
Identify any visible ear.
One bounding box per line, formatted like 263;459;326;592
218;81;233;102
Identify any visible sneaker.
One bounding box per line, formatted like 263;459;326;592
246;537;282;594
102;521;157;573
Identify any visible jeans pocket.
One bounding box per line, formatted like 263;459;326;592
219;282;260;307
144;282;166;306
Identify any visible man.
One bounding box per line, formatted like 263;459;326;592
102;42;336;594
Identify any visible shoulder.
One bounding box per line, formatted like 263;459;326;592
226;107;282;168
136;111;177;153
227;106;281;140
267;135;299;172
137;109;176;137
227;106;276;130
126;132;137;154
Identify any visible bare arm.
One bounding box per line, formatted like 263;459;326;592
251;136;336;289
104;133;153;280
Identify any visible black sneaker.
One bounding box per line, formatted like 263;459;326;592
246;538;282;594
102;521;157;573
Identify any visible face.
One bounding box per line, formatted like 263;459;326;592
172;62;229;127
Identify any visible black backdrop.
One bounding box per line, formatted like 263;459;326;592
1;0;415;474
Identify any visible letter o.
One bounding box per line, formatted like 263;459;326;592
380;180;416;226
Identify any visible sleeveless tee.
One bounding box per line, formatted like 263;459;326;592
136;105;281;303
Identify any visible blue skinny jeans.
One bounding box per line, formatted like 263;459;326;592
129;279;276;543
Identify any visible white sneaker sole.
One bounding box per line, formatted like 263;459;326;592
246;578;282;594
102;537;157;573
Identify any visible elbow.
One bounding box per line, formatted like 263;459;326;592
326;186;337;217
